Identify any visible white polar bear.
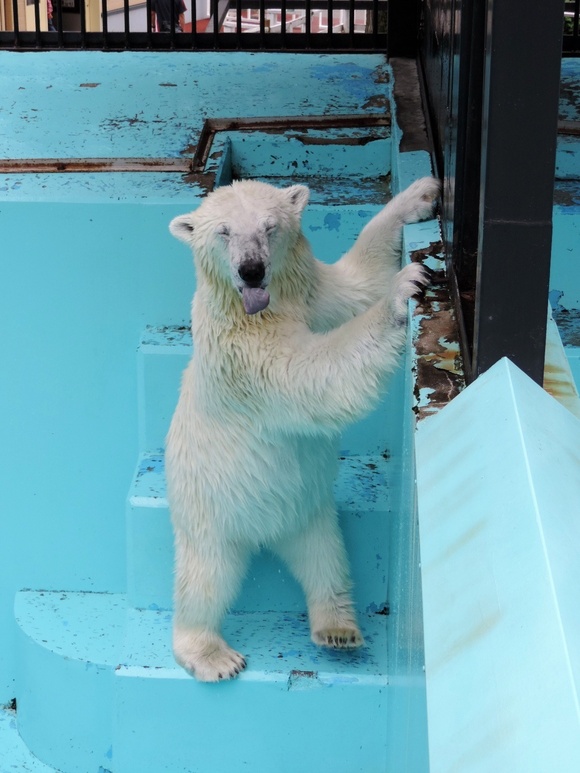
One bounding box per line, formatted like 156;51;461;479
167;176;439;682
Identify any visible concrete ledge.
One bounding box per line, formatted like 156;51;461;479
416;357;580;772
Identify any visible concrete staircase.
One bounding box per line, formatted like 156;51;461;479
11;323;401;773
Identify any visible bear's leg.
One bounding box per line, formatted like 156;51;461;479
173;529;249;681
273;505;364;649
352;176;441;258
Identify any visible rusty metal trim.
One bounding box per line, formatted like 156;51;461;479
557;120;580;136
1;114;390;176
191;113;391;172
0;158;192;174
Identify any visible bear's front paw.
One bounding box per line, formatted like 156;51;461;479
174;628;247;682
389;262;430;323
399;177;441;224
312;626;365;649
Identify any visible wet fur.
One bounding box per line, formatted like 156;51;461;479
166;177;440;681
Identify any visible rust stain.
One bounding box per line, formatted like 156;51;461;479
427;520;486;569
557;119;580;136
191;113;391;173
372;65;391;85
181;142;198;157
181;170;216;194
362;95;389;111
543;360;580;406
430;608;502;675
411;241;466;420
292;134;384;147
0;158;192;173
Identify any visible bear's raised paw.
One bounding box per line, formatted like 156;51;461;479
395;176;441;225
389;262;430;323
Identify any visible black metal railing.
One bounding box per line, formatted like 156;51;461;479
420;0;567;385
564;0;580;55
0;0;387;51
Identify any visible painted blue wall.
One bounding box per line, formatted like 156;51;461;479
0;198;194;698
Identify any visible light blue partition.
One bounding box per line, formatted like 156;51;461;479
416;357;580;772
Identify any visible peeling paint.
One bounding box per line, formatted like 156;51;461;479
0;158;192;174
410;241;466;420
190;114;390;172
552;307;580;347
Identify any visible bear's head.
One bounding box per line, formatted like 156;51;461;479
170;180;310;315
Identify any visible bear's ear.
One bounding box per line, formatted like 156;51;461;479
284;184;310;216
169;214;195;244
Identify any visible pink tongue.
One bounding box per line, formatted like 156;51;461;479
242;287;270;315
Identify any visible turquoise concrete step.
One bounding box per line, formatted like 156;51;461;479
15;591;124;773
137;325;191;453
14;589;390;773
114;606;389;773
127;449;392;613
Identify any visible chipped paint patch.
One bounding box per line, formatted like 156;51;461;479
409;241;466;420
139;325;192;352
324;212;341;231
552;306;580;347
287;669;319;690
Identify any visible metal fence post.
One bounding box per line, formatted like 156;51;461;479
473;0;564;384
387;0;419;57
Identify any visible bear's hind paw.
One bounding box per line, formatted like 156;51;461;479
312;626;364;649
174;633;247;682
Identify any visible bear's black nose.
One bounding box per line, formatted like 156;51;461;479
238;261;266;287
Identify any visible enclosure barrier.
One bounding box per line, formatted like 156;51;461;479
0;0;387;50
564;0;580;55
1;0;578;54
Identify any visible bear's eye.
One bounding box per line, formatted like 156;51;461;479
264;219;277;235
216;224;230;239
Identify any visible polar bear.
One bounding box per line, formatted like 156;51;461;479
166;176;439;682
